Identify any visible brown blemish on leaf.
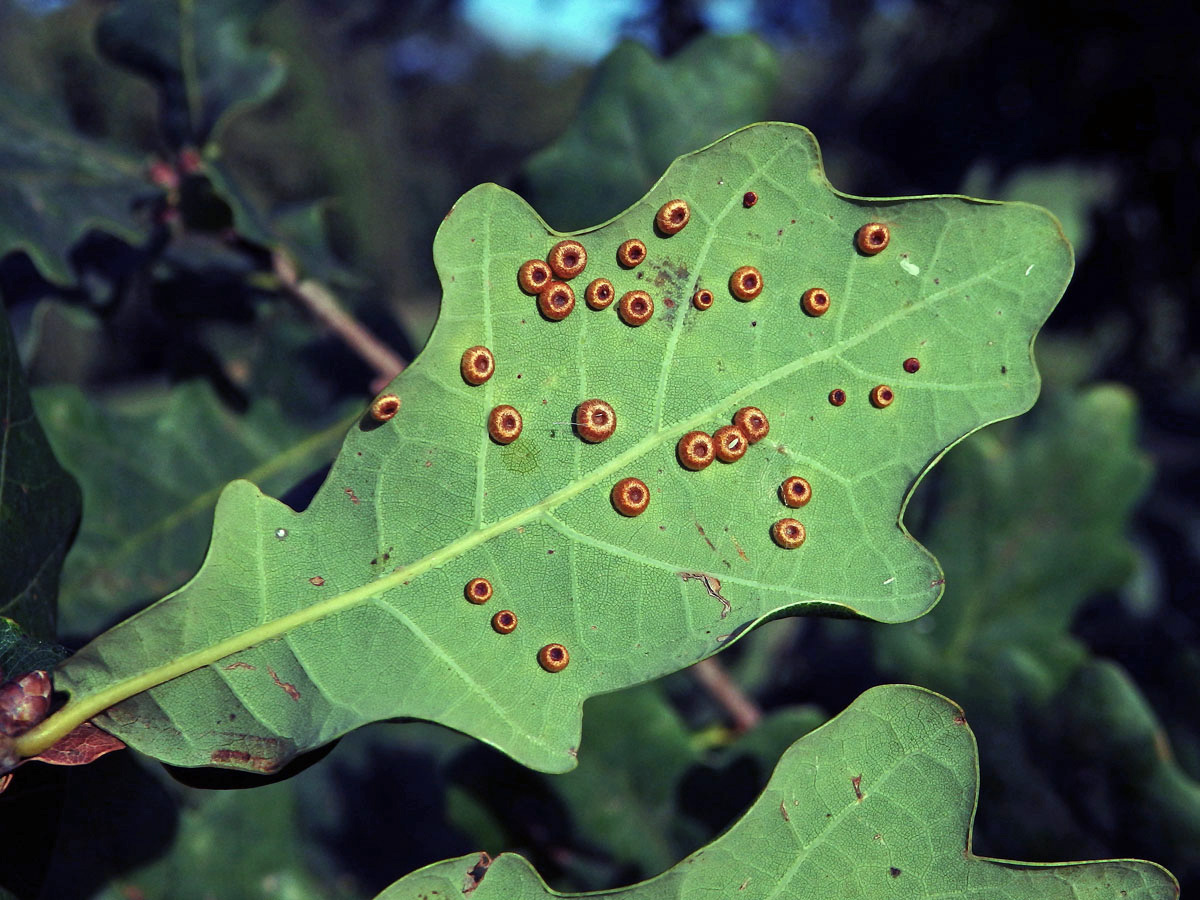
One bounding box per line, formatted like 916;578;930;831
779;800;790;822
463;853;492;895
308;576;325;586
680;572;730;618
267;667;301;702
890;867;902;878
952;714;967;726
223;662;256;671
852;774;864;801
344;488;360;505
695;522;716;551
210;748;275;773
730;536;748;562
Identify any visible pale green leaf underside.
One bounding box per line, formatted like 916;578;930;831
46;124;1071;773
377;686;1176;900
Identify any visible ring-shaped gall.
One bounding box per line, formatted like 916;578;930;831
870;385;895;408
611;477;650;516
692;288;714;310
618;290;654;326
488;405;523;444
856;222;890;255
730;265;763;301
828;388;847;407
780;476;812;508
655;199;690;235
585;278;615;310
537;643;570;673
743;191;758;208
518;259;553;295
369;393;401;422
491;610;518;634
461;346;495;385
733;407;769;444
575;399;616;443
548;240;587;280
772;518;806;549
677;431;715;471
465;578;493;605
903;357;921;374
617;238;647;268
538;281;576;321
801;287;830;317
713;425;749;463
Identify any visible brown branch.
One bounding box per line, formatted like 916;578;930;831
272;250;406;388
690;657;762;733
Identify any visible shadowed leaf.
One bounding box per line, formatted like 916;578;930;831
375;685;1177;900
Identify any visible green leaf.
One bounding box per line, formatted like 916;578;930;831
0;618;68;681
519;35;778;230
375;685;1176;899
32;381;353;637
0;307;80;639
30;123;1071;774
95;0;284;148
0;88;150;284
875;384;1153;700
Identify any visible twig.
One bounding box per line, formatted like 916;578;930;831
272;250;406;387
691;657;761;733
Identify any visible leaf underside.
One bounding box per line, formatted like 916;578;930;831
50;124;1072;774
376;686;1177;900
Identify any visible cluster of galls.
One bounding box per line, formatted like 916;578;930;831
0;669;52;771
463;577;568;673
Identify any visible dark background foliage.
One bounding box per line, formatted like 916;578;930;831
0;1;1196;898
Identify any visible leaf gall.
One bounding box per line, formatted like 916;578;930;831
903;357;921;373
743;191;758;208
518;259;553;294
618;290;654;326
575;399;616;443
692;288;714;310
677;431;715;470
780;476;812;508
655;199;690;235
730;266;763;301
466;578;493;605
369;393;401;422
488;405;523;444
733;407;769;444
548;240;587;280
585;278;615;310
461;346;495;385
713;425;749;463
870;385;895;408
801;287;830;317
828;388;847;407
537;643;570;673
491;610;518;634
856;222;890;255
611;477;650;516
772;518;806;549
538;281;576;321
617;238;647;268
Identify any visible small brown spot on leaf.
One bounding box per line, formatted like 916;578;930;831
267;667;300;702
224;662;255;671
780;800;790;822
344;488;360;504
308;576;325;586
890;867;902;878
852;774;864;801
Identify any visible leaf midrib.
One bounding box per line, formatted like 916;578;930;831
20;209;1014;760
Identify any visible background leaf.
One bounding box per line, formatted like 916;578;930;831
95;0;284;149
0;88;151;285
375;685;1177;900
519;35;778;230
0;306;80;640
35;123;1071;775
32;380;353;639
